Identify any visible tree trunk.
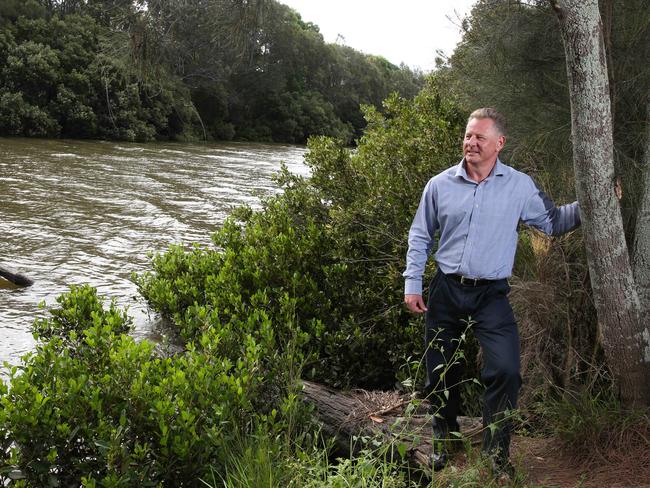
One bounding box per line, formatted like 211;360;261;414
599;0;615;122
633;103;650;322
300;381;482;472
550;0;650;405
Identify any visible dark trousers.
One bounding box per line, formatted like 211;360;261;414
424;270;521;457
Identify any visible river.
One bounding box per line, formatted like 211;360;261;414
0;137;308;370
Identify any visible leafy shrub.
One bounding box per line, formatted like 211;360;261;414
3;40;60;102
0;285;303;487
51;85;97;137
135;193;331;375
136;82;468;390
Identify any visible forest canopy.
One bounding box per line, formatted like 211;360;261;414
0;0;423;143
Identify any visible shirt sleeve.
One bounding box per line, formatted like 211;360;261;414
520;177;581;235
403;179;439;295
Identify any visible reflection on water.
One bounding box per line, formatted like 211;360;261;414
0;137;308;369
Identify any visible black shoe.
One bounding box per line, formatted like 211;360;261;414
489;453;515;480
430;419;456;471
430;448;448;471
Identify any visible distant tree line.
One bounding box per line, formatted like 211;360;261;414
0;0;423;143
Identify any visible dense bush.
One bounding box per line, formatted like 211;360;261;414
0;285;303;486
136;74;593;405
0;10;196;142
136;82;467;389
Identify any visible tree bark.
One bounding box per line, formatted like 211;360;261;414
300;381;482;472
550;0;650;405
599;0;615;122
633;103;650;322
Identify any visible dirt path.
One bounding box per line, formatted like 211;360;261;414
440;436;650;487
512;436;650;488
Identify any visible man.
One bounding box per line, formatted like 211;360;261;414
403;108;580;474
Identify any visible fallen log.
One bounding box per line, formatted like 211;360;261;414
301;380;482;472
0;266;34;288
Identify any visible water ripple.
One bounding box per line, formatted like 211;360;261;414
0;137;307;371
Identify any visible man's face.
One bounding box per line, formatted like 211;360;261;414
463;117;505;167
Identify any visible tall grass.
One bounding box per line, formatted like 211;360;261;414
203;428;539;488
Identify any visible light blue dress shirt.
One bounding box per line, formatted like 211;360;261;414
404;158;581;295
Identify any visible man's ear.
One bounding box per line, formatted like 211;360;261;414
497;135;506;150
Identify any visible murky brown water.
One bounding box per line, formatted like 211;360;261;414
0;137;308;369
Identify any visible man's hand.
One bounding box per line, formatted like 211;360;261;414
404;294;428;314
615;176;623;201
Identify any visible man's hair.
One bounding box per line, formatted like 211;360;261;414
468;108;507;136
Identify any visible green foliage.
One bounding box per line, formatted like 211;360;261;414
0;10;194;141
200;425;421;488
0;284;304;486
301;86;467;387
135;195;331;381
226;3;424;143
290;448;417;488
238;90;352;143
0;91;59;136
210;427;536;488
3;40;60;102
137;84;466;390
0;0;423;143
0;0;45;26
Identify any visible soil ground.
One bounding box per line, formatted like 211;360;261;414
512;436;650;488
444;435;650;487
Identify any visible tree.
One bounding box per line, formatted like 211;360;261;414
0;0;422;142
633;103;650;325
550;0;650;405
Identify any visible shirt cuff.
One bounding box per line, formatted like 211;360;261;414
404;278;423;296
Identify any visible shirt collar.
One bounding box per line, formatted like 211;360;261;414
494;158;505;176
455;157;505;181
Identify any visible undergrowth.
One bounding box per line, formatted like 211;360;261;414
538;386;650;471
203;428;539;488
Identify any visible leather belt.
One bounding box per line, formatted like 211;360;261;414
447;274;497;287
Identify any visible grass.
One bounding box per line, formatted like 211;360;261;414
200;431;418;488
198;410;547;488
536;386;650;471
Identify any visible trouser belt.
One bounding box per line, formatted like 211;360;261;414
446;273;499;287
